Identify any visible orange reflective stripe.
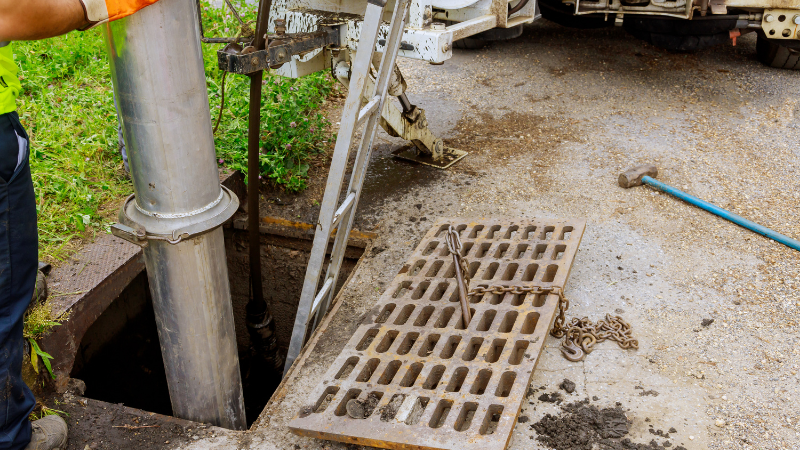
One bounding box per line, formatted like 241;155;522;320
106;0;161;21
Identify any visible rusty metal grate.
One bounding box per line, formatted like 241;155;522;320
289;218;585;450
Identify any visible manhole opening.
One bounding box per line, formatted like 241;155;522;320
70;227;365;428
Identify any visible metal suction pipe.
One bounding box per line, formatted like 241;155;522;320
104;0;246;430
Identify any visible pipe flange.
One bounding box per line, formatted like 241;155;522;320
111;185;239;245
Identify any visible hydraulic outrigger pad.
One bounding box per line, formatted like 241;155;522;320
392;146;468;169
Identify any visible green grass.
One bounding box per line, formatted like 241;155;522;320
201;1;334;192
14;0;334;263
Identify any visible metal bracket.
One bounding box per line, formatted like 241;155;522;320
762;10;800;40
112;186;239;246
218;27;342;74
377;87;468;168
333;57;468;168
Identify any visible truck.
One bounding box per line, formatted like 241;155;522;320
536;0;800;70
261;0;799;75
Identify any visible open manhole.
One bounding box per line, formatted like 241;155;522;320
68;221;368;427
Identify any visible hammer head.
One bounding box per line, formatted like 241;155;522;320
619;164;658;188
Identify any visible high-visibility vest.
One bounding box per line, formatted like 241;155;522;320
0;43;20;115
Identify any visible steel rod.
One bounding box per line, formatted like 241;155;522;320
642;175;800;252
453;254;472;326
244;0;284;374
245;0;273;310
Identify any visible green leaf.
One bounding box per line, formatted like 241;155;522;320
29;339;39;375
28;339;55;380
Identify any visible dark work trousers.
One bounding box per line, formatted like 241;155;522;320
0;111;37;449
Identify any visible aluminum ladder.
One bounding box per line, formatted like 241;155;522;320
284;0;413;375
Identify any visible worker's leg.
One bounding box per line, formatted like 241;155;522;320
0;111;37;449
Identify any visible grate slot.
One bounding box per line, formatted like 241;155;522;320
429;399;453;429
479;405;504;435
454;402;479;432
394;305;415;325
470;369;492;395
378;361;403;385
440;336;462;359
498;311;518;333
418;333;440;357
404;397;429;425
423;365;446;390
399;363;424;387
314;386;340;413
356;328;379;351
357;358;380;382
290;218;585;450
335;356;359;380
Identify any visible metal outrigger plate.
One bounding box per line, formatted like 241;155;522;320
289;218;585;450
393;146;468;169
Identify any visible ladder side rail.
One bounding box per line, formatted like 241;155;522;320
284;0;389;375
313;0;413;326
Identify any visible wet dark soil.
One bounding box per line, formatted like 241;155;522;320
55;396;204;450
532;399;687;450
539;392;564;403
559;378;576;394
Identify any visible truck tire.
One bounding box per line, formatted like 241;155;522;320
625;28;731;52
757;35;800;70
623;16;737;52
452;24;523;50
454;38;487;49
538;0;612;29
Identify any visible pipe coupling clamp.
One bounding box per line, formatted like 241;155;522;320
111;186;239;246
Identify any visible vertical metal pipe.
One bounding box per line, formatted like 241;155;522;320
246;0;268;326
104;0;246;430
244;0;284;373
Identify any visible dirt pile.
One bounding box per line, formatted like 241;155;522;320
531;399;686;450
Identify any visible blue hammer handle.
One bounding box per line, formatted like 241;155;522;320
641;175;800;252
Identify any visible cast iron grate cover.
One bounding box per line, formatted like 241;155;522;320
289;218;585;450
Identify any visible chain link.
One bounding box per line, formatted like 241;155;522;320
445;225;471;289
557;315;638;361
466;283;635;362
444;224;635;362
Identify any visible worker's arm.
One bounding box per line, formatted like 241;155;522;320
0;0;86;41
0;0;161;41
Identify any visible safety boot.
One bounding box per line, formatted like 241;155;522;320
25;415;68;450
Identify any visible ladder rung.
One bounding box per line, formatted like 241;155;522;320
357;95;381;126
331;192;356;229
311;278;334;315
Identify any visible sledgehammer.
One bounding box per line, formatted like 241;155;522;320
619;165;800;252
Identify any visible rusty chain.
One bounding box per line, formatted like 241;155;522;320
555;315;638;361
445;225;473;325
444;224;636;361
444;225;471;288
466;284;636;362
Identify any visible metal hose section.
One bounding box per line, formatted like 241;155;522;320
508;0;529;16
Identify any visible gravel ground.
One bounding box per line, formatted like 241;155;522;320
183;20;799;450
